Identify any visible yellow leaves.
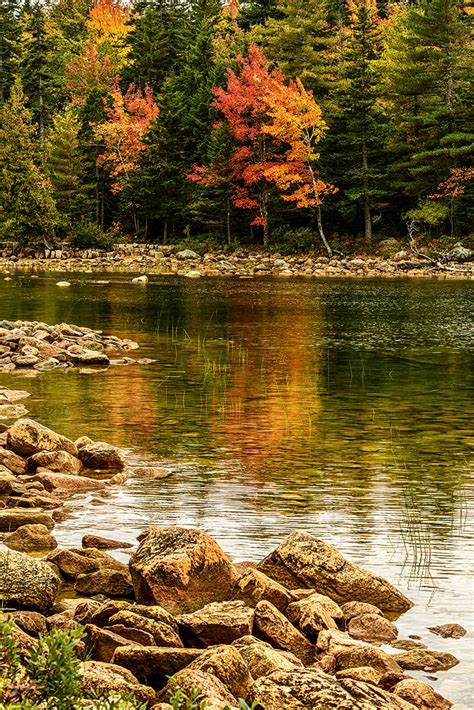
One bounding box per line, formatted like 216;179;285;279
86;0;133;76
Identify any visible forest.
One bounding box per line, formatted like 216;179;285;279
0;0;472;254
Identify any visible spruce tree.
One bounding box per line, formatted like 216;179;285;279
0;80;58;245
0;0;19;105
43;106;94;231
383;0;473;208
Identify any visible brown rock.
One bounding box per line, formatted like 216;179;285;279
113;646;203;687
82;534;133;550
391;639;427;651
89;600;132;626
316;629;362;656
0;508;54;532
46;612;79;633
30;470;107;496
47;548;102;578
129;526;239;613
7;610;47;636
0;546;61;612
75;568;134;597
8;491;63;509
108;610;183;647
393;678;452;709
73;599;102;625
257;531;412;615
105;624;155;646
394;649;459;672
0;620;36;656
80;660;156;706
187;644;253;699
75;436;94;449
27;450;82;474
7;418;77;458
84;623;142;663
341;600;384;621
313;653;337;675
234;568;292;612
78;442;124;470
0;446;27;474
126;604;179;633
156;669;236;709
286;595;340;640
178;600;254;646
336;666;381;684
428;623;466;639
238;641;302;679
254;600;314;665
3;523;57;551
348;613;398;643
337;678;417;708
336;646;403;676
0;472;25;496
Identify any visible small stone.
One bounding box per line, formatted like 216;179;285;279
82;534;133;550
394;649;459;672
56;281;71;287
78;442;124;470
393;678;452;709
348;613;398;643
428;623;466;639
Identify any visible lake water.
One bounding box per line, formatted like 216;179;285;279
1;272;473;706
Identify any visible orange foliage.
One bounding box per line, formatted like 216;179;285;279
94;83;158;193
428;167;474;201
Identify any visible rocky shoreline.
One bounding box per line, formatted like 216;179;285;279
1;242;474;280
0;410;466;709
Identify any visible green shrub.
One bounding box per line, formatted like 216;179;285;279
269;226;319;255
67;220;115;250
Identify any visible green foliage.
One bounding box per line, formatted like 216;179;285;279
405;200;449;228
270;226;320;254
167;677;207;710
67;220;116;250
0;79;59;246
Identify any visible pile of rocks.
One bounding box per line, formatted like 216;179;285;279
1;243;473;279
0;319;145;372
1;523;463;709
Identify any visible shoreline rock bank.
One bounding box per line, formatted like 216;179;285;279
0;319;152;373
0;414;466;708
1;242;474;280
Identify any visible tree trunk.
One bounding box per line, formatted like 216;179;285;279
362;133;372;244
226;199;231;245
316;205;332;257
261;185;269;247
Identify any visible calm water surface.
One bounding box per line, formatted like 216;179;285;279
1;272;473;706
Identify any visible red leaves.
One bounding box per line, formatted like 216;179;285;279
94;82;158;193
429;167;474;201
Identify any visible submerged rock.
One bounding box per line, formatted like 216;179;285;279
78;442;125;470
428;623;466;639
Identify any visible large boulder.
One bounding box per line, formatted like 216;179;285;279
186;645;253;699
30;470;107;496
177;600;254;646
286;593;341;640
156;669;237;709
3;523;57;552
75;568;134;597
7;418;78;458
234;568;293;612
392;678;452;709
84;624;142;663
237;640;302;679
0;508;55;532
78;442;125;470
27;450;82;474
348;612;398;643
129;526;239;613
107;610;183;647
0;545;61;612
394;649;459;672
79;660;156;706
336;646;403;676
112;646;203;687
247;669;416;710
257;531;413;615
0;446;27;474
253;600;314;665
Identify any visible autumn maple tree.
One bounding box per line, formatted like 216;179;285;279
192;44;335;253
94;82;158;196
428;167;474;237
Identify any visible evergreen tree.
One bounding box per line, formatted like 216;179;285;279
10;1;49;139
0;0;19;105
43;106;94;230
383;0;473;211
0;80;58;245
252;0;336;98
322;0;386;242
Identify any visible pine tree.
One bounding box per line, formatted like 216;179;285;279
0;0;20;106
321;0;386;242
383;0;473;209
0;80;58;245
43;106;94;230
10;1;49;139
252;0;336;98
